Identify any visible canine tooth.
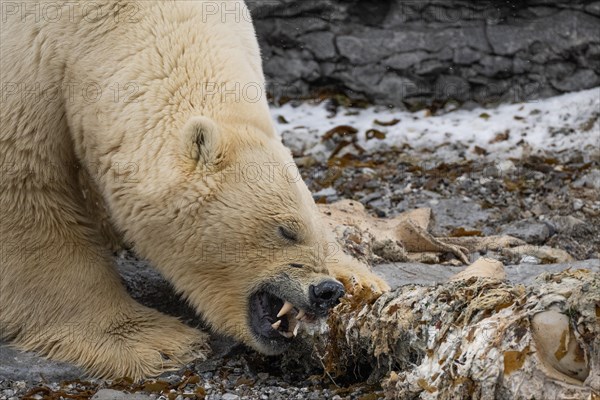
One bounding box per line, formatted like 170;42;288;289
271;320;281;330
295;310;306;320
277;301;294;318
279;331;293;338
293;321;301;337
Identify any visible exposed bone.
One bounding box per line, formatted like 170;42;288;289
277;301;294;318
319;200;526;265
296;309;306;320
271;320;281;330
450;257;505;281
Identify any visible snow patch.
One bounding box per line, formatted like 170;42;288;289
271;88;600;161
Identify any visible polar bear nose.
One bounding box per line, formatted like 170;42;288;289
309;280;345;312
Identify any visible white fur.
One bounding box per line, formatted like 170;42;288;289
0;0;387;379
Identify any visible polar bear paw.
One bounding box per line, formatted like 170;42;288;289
83;307;211;380
327;256;390;297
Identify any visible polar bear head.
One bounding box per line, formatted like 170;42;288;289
132;116;345;355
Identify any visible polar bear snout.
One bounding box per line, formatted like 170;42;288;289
309;280;345;314
246;274;345;355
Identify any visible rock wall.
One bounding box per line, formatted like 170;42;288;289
248;0;600;107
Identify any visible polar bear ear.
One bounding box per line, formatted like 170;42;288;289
182;116;225;168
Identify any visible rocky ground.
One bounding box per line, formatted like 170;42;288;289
1;98;598;399
299;143;600;263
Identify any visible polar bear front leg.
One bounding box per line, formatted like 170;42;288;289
0;190;209;379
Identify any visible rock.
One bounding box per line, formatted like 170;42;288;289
424;198;491;232
222;393;240;400
547;215;587;235
384;51;429;70
91;389;151;400
478;55;513;77
264;53;320;82
342;71;426;104
336;30;394;64
374;259;600;289
302;31;337;60
500;220;552;244
585;2;600;16
531;203;551;217
281;128;322;158
521;255;541;264
370;74;421;105
545;61;576;78
487;11;599;55
249;1;332;19
513;56;532;74
257;372;269;380
313;187;337;197
0;345;83;382
117;255;200;323
453;47;482;64
253;1;600;106
312;187;338;203
497;160;517;175
415;59;447;75
434;75;470;101
573;169;600;189
572;198;584;211
551;69;600;91
337;64;386;92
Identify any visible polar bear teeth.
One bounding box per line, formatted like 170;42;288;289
271;301;309;337
281;317;300;338
277;301;309;321
276;301;294;318
271;319;296;337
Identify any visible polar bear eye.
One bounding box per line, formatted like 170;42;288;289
278;226;299;243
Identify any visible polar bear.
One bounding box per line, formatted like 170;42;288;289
0;0;388;379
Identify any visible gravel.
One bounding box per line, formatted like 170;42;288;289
91;389;152;400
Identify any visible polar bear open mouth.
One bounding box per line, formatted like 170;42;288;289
249;290;317;346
